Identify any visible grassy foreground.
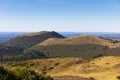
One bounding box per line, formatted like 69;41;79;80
0;66;53;80
2;56;120;80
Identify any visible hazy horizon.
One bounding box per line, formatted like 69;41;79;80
1;31;120;33
0;0;120;32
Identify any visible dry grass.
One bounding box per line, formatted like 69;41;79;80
38;35;115;48
48;56;120;80
3;56;120;80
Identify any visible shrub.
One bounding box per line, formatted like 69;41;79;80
48;66;54;70
0;66;53;80
41;66;47;74
93;54;103;58
89;77;96;80
0;66;20;80
54;63;60;66
117;76;120;80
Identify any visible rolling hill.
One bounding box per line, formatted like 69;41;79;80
3;31;65;48
1;32;120;61
0;31;65;56
24;35;120;60
38;35;115;47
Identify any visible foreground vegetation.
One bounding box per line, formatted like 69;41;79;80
2;56;120;80
0;66;53;80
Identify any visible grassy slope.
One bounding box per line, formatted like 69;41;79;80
3;56;120;80
1;35;120;61
49;56;120;80
0;31;65;57
3;31;65;48
23;35;120;60
25;44;120;60
38;35;115;48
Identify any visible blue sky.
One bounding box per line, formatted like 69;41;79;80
0;0;120;32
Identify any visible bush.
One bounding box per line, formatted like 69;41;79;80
117;76;120;80
0;66;20;80
48;66;54;70
89;77;95;80
54;63;60;66
93;54;103;58
0;66;53;80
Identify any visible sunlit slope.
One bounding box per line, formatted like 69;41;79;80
49;56;120;80
3;56;120;80
38;35;115;48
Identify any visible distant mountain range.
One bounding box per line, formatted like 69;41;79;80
0;32;29;44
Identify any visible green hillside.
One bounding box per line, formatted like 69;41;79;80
0;33;120;61
0;31;65;56
24;35;120;60
3;31;65;48
24;44;120;60
0;66;53;80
